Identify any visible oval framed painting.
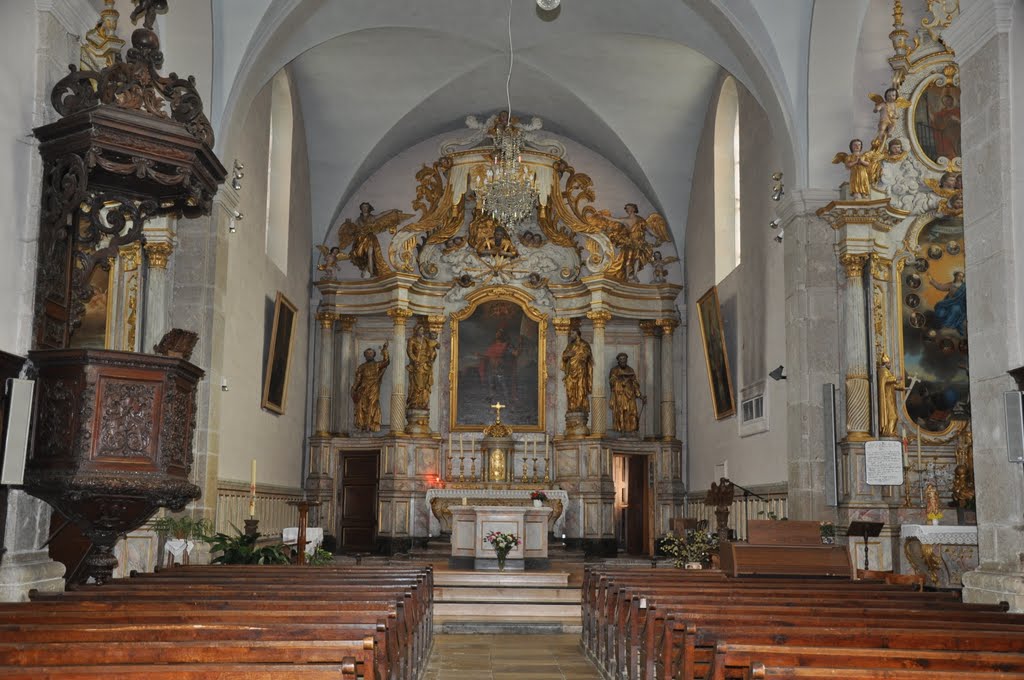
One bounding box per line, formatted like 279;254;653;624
909;72;961;171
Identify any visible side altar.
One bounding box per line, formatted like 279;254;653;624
450;505;553;571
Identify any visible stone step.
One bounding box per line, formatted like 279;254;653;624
434;617;583;634
433;570;570;587
434;601;582;618
435;585;581;602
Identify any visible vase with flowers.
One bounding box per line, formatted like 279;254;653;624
485;530;520;571
530;490;547;507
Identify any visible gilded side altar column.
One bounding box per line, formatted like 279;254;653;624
658;317;679;440
840;253;871;441
314;312;336;436
337;315;356;435
588;310;612;436
553;318;572;436
640;321;660;437
388;308;413;434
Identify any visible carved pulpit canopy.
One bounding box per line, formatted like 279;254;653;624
34;0;225;349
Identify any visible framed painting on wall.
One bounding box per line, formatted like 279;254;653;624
696;286;736;420
450;289;546;431
261;291;298;414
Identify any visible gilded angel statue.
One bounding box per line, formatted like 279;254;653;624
590;203;670;282
832;138;887;199
869;88;910;142
923;171;963;217
329;201;413;279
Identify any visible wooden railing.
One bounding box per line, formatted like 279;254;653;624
684;482;788;541
215;480;304;537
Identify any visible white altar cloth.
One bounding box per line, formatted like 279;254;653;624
900;524;978;545
282;527;324;555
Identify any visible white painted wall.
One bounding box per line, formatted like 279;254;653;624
685;74;788;492
216;71;312;489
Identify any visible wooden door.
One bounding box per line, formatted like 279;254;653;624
626;455;648;555
337;452;379;552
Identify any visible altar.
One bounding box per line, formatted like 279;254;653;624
901;524;979;589
450;505;553;570
427;487;568;537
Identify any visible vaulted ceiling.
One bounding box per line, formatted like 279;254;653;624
213;0;814;247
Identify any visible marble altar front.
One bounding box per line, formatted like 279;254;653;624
901;524;979;589
450;505;552;570
427;487;567;537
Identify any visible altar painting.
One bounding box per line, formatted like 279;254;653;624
900;215;970;432
451;297;543;430
912;80;961;168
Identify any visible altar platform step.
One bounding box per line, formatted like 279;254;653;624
433;570;582;634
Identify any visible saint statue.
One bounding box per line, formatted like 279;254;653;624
608;352;645;432
924;481;942;521
595;203;670;282
876;352;904;438
352;343;390;431
406;323;439;410
561;328;593;413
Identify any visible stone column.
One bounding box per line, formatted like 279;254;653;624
657;317;679;440
387;308;413;434
781;188;845;520
142;240;174;352
337;316;356;436
640;321;660;437
587;310;612;436
945;0;1024;611
426;315;446;434
552;318;572;436
314;312;336;437
839;253;871;441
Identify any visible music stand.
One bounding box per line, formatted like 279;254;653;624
847;521;884;571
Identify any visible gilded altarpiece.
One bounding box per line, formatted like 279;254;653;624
312;112;684;556
817;1;976;584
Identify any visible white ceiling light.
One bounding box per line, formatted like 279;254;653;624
537;0;561;9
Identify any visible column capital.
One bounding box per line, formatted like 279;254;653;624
839;253;869;278
586;310;612;328
315;311;336;329
639;320;661;337
338;315;357;331
869;253;892;282
655;318;679;334
144;241;173;269
426;314;445;333
387;308;414;323
552;318;574;334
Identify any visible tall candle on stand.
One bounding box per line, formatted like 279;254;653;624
916;427;922;468
249;459;256;518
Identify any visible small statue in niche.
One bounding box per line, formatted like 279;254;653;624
352;343;390;431
406;323;439;411
336;202;413;278
869;87;910;143
876;352;904;438
608;352;645;432
924;481;942;523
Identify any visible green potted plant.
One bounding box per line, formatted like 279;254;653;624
819;521;836;544
206;527;290;565
151;514;213;565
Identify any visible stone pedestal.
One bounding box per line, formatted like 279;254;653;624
564;410;589;437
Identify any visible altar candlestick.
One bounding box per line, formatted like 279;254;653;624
249;459;257;518
917;426;922;468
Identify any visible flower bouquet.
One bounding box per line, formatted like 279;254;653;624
530;490;547;506
819;521;836;544
485;530;520;570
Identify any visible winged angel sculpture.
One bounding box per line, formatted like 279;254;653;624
317;202;413;279
587;203;670;282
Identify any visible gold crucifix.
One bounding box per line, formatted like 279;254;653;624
490;402;506;423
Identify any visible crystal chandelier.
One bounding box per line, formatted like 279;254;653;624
475;0;538;231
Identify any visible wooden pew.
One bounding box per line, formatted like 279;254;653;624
748;664;1024;680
